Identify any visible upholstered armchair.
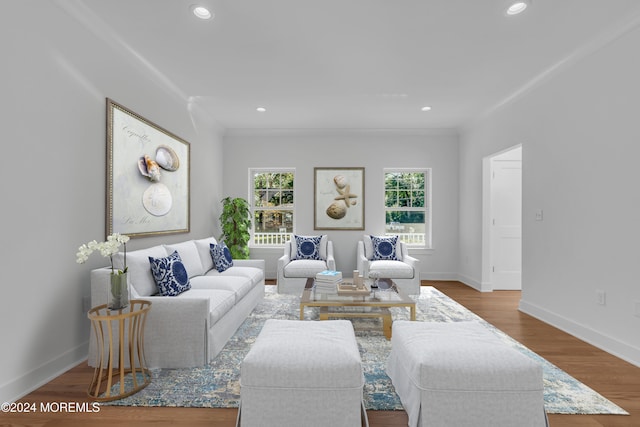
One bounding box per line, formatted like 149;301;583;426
277;235;336;294
357;235;420;295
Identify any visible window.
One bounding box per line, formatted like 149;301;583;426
384;169;430;247
250;169;295;246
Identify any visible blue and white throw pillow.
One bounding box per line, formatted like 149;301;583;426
371;235;400;261
210;242;234;272
149;251;191;296
293;235;324;260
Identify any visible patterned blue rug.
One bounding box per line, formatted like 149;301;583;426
106;286;627;415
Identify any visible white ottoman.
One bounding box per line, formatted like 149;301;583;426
386;321;547;427
239;319;367;427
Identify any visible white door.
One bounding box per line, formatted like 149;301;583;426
490;147;522;290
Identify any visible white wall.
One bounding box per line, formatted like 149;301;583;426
0;2;224;402
223;129;459;280
459;24;640;365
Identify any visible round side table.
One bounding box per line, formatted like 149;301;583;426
87;299;152;401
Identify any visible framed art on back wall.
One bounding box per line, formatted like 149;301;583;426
314;167;364;230
106;98;190;238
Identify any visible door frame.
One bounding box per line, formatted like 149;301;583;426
481;144;522;292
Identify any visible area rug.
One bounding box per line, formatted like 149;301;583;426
106;286;628;415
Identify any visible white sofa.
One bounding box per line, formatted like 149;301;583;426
276;236;335;294
357;235;420;295
89;236;265;369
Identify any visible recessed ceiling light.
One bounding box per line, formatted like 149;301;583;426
421;106;432;112
192;5;212;20
256;107;266;112
506;1;530;15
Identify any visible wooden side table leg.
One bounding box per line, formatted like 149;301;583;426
319;306;329;321
88;318;105;399
382;309;392;340
118;317;126;395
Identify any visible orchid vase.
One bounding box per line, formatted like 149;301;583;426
108;271;129;310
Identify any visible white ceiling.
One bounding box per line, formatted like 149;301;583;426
69;0;640;130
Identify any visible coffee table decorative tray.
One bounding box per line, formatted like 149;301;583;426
336;280;370;296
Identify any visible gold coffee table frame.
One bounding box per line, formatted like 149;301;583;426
87;299;152;401
300;278;416;339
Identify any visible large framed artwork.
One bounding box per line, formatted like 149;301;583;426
314;167;364;230
106;99;190;238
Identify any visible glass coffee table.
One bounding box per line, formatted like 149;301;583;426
299;277;416;339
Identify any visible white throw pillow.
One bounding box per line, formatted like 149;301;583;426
194;237;217;272
319;234;328;260
114;245;168;297
164;240;205;278
363;235;373;260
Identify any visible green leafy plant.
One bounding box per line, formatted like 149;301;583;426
219;197;251;259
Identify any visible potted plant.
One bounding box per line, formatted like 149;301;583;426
219;196;251;259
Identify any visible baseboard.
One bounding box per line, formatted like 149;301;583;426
519;299;640;368
457;273;480;291
0;341;89;403
419;272;459;281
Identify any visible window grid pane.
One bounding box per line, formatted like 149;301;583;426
251;170;295;246
384;170;429;247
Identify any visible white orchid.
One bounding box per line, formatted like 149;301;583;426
76;233;129;274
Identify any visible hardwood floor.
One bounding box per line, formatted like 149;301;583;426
2;281;639;427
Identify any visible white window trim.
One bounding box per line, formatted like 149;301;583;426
248;168;296;248
383;168;432;249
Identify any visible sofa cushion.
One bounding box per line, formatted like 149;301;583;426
194;237;217;272
241;319;363;389
291;235;327;260
369;260;414;279
149;251;192;296
114;245;168;297
191;274;255;302
391;321;543;392
164;240;205;278
208;265;264;286
211;242;234;272
284;259;329;278
175;288;236;325
371;235;400;260
387;321;545;427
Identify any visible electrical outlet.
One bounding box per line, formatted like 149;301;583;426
535;209;544;221
596;290;606;306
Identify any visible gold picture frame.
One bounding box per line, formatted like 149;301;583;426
314;167;365;230
106;98;190;238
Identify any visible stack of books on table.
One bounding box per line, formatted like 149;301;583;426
314;270;342;292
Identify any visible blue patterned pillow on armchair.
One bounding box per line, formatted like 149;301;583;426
293;235;324;260
370;235;400;261
149;251;191;296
